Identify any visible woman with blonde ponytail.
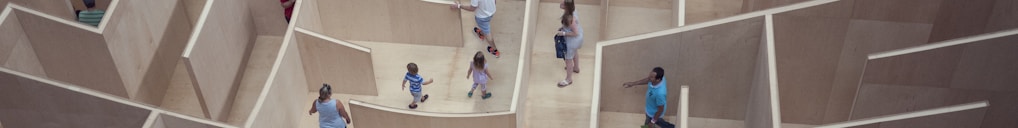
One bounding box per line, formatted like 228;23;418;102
309;83;351;128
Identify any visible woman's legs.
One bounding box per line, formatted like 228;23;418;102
564;58;574;82
572;56;580;73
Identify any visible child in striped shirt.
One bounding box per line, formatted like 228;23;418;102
402;63;434;109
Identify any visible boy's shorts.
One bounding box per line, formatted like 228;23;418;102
412;91;423;103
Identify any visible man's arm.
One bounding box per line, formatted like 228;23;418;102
451;1;478;11
652;105;664;123
623;76;652;88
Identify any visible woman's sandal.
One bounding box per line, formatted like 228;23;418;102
557;80;572;87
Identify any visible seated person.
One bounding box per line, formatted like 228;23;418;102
77;0;104;26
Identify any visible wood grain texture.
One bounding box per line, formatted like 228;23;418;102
685;0;743;24
7;0;75;20
0;71;150;128
0;13;46;77
927;0;995;43
184;0;256;121
296;32;377;95
132;0;196;106
850;84;990;128
15;9;127;97
249;39;309;128
158;114;219;128
349;101;517;128
850;0;942;24
318;0;462;47
296;0;324;33
248;0;287;36
600;17;764;120
771;14;848;124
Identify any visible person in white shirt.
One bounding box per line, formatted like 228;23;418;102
452;0;501;58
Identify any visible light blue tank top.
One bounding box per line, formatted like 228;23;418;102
316;99;347;128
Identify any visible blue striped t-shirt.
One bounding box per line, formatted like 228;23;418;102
405;72;424;92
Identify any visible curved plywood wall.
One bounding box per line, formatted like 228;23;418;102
245;34;310;128
294;28;376;95
349;100;516;128
598;17;764;120
182;0;255;121
316;0;463;47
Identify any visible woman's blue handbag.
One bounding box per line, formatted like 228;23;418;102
555;35;566;58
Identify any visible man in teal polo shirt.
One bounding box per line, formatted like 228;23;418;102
624;67;674;128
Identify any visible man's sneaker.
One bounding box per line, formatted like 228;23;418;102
474;27;486;40
487;46;501;58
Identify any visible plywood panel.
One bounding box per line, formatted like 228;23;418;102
296;32;377;95
101;0;186;100
601;17;763;120
605;6;672;40
349;101;517;128
861;46;964;88
133;0;196;105
685;0;743;24
985;0;1018;32
771;14;848;124
248;0;286;36
775;0;854;19
8;0;75;20
70;0;111;11
743;31;771;128
318;0;462;47
185;0;256;121
15;9;127;97
0;70;150;128
740;0;807;13
610;0;671;9
850;84;990;128
296;0;324;33
0;13;46;77
850;0;942;24
182;0;205;26
927;0;995;43
249;39;309;128
950;35;1018;93
819;19;933;124
158;114;218;128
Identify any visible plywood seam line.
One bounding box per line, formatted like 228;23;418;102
846;62;868;119
590;44;604;128
141;111;160;128
868;27;1018;59
815;101;989;128
6;4;101;33
294;27;372;53
597;0;839;46
181;0;216;58
764;14;781;128
245;0;305;125
0;67;239;128
349;100;515;117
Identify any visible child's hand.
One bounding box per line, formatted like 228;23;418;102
402;85;406;90
450;2;459;10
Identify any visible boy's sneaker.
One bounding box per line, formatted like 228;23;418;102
487;46;501;58
482;92;492;99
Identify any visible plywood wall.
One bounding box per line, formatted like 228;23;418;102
0;11;47;77
69;0;112;11
295;31;377;95
296;0;324;33
7;0;75;20
15;9;127;97
156;114;220;128
248;0;286;36
849;84;990;128
0;70;150;128
349;101;517;128
184;0;256;121
600;17;764;120
317;0;463;47
249;38;310;128
858;35;1018;128
743;28;772;128
181;0;205;25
